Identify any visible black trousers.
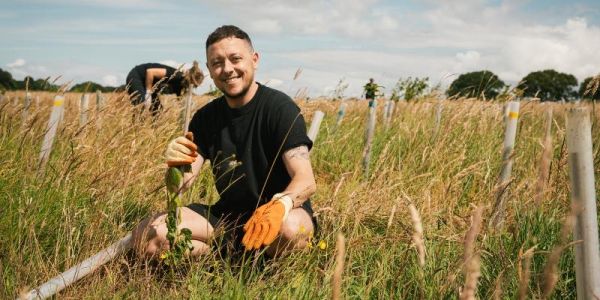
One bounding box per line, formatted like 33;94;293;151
126;70;162;115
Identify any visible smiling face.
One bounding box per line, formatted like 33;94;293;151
206;37;259;106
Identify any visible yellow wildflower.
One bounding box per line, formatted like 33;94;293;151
317;240;327;250
159;251;168;260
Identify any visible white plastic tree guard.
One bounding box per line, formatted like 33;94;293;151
565;107;600;299
432;99;443;140
335;102;347;128
79;94;89;126
362;100;377;178
38;95;65;172
490;100;520;229
307;110;325;142
22;234;133;300
22;92;32;122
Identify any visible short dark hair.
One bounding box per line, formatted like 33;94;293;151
206;25;253;50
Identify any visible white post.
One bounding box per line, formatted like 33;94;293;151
362;100;377;178
59;95;65;123
566;107;600;299
335;102;347;128
383;100;393;129
490;100;520;229
38;95;65;172
502;102;509;124
22;234;132;300
79;94;89;126
95;91;104;128
95;90;104;113
433;99;443;139
22;92;32;122
498;101;520;183
307;110;325;142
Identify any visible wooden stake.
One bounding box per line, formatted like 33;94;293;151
332;233;346;300
181;85;193;132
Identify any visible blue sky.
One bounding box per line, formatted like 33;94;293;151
2;0;599;97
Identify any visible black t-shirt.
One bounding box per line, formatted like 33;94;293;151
131;63;184;95
188;83;313;221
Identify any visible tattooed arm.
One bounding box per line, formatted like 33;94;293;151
280;145;317;207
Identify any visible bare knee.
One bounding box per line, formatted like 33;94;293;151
132;214;168;258
280;219;311;242
132;210;214;259
266;209;314;256
144;238;166;258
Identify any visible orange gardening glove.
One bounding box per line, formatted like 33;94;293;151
242;194;293;250
165;132;198;167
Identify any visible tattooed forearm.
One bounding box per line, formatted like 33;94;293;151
281;144;316;208
287;185;316;207
284;145;310;161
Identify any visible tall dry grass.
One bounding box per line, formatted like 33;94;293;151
1;91;597;298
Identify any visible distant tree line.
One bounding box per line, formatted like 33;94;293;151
0;68;124;93
446;69;599;101
2;67;599;101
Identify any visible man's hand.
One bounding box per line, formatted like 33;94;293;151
143;90;152;109
165;132;198;167
242;194;293;250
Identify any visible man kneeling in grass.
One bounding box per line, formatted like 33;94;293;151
132;25;317;258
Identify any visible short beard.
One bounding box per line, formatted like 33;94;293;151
222;82;251;100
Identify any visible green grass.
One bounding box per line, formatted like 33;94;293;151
1;93;597;298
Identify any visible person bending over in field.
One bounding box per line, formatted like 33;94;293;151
126;61;204;116
132;25;317;258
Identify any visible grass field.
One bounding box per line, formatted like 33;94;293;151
1;90;598;299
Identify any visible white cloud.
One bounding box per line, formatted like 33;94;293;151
264;78;284;88
6;59;50;80
265;49;451;97
500;17;600;82
24;0;169;9
159;60;189;70
247;19;282;35
454;51;481;72
7;58;26;68
4;0;600;98
204;0;398;38
102;75;118;87
380;2;600;86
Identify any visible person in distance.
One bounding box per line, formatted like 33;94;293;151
125;61;204;115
